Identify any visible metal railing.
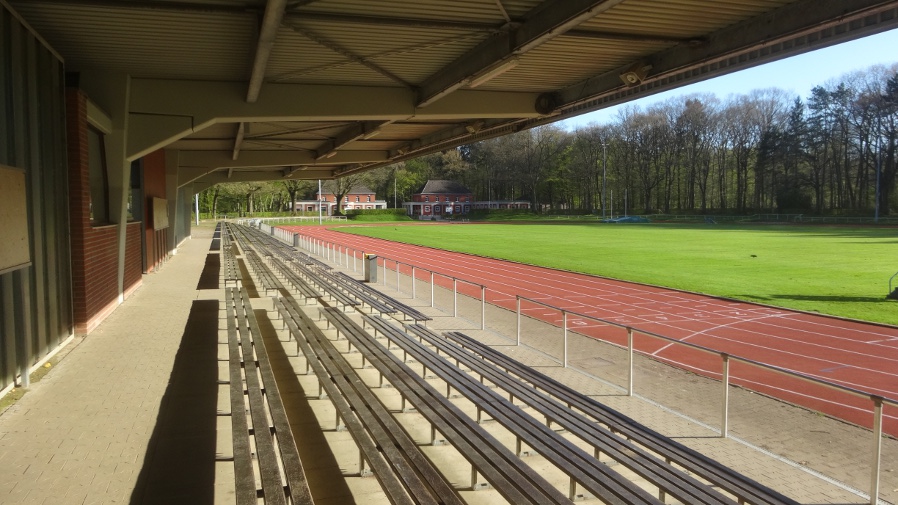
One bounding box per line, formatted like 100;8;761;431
235;216;347;227
294;234;489;330
279;226;894;504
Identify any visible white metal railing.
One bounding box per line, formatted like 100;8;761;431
234;216;347;227
275;226;895;505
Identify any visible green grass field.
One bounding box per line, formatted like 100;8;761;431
338;222;898;326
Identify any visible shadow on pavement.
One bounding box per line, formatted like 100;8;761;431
130;299;220;505
196;253;220;290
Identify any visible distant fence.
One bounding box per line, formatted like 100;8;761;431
649;213;898;225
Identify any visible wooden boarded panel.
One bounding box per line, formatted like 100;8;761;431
152;197;169;230
0;165;31;275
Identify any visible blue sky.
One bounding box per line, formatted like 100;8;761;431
561;28;898;129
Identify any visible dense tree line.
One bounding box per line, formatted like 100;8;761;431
203;64;898;217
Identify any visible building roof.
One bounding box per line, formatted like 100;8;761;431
418;180;472;194
319;185;376;195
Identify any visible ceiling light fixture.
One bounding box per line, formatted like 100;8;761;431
468;57;520;88
466;120;485;134
619;61;651;86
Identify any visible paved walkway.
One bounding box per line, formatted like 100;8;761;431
0;222;891;504
0;224;226;504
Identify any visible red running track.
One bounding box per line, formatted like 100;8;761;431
283;224;898;435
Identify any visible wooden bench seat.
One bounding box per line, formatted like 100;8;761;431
269;257;321;302
221;246;240;287
334;272;432;324
288;261;360;310
318;307;601;505
316;270;396;316
225;288;312;505
292;251;332;271
440;330;800;505
242;249;286;295
273;297;462;505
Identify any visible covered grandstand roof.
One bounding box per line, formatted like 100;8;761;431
9;0;898;187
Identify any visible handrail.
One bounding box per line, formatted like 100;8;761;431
515;294;898;408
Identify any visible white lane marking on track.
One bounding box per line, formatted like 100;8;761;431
651;312;793;357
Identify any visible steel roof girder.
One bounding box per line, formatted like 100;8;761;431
416;0;624;107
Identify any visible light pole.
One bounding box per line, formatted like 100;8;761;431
875;114;882;224
318;179;322;225
601;142;607;220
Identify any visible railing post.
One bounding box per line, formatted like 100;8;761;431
430;271;435;307
563;310;568;368
412;266;417;299
721;353;730;438
481;285;486;330
871;396;883;505
396;261;400;291
516;296;521;346
627;328;634;396
453;278;458;317
383;259;387;285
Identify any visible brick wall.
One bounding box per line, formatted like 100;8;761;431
66;88;143;335
124;222;143;296
142;149;167;272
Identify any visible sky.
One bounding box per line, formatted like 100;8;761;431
560;28;898;129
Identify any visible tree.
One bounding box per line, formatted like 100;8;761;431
282;179;314;215
324;174;364;214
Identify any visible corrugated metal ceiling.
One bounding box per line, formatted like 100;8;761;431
8;0;898;184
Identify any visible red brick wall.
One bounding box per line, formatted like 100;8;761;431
142;149;167;272
124;222;143;295
66;88;143;335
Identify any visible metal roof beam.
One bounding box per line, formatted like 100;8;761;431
287;25;412;88
284;11;500;32
314;121;385;160
194;168;336;184
131;80;538;120
246;0;287;103
127;79;539;155
416;0;625;107
552;0;898;115
232;122;245;160
179;149;387;169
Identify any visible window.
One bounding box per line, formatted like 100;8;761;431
367;196;371;202
455;196;459;202
355;196;360;202
87;126;109;224
424;196;429;202
345;196;349;203
424;206;431;212
434;205;441;213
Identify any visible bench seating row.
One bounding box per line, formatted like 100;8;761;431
317;306;577;505
225;287;312;505
274;296;464;505
438;330;799;505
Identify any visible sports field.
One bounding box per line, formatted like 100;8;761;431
339;222;898;326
